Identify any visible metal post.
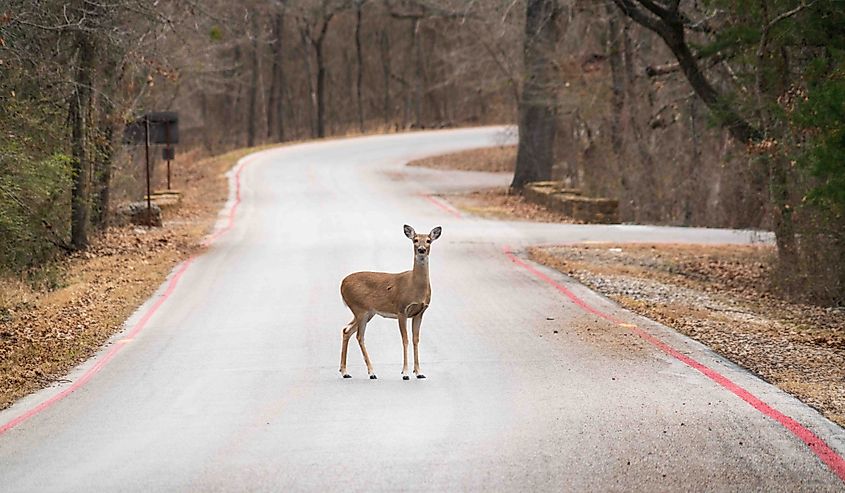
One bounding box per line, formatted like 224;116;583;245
144;116;152;226
165;122;172;190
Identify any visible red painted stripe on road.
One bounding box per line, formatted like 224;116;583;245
422;194;462;218
502;245;845;484
203;154;258;246
0;153;259;436
0;258;195;435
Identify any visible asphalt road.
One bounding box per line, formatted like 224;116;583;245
1;127;843;491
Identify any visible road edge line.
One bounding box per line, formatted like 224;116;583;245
421;193;462;218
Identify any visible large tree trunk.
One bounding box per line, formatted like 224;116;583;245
511;0;559;190
70;32;95;249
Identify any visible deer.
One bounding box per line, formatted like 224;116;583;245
339;224;442;380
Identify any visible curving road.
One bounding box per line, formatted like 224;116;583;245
0;127;843;491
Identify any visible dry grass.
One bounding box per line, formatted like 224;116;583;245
0;145;269;410
408;145;516;172
530;243;845;427
446;188;579;223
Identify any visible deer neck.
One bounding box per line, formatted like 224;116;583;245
411;256;430;290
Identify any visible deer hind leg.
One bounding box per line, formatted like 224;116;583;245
412;313;425;379
398;316;410;380
356;313;377;379
339;318;358;378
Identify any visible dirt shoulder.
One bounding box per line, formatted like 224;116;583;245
530;244;845;427
408;145;580;222
408;145;516;172
0;145;270;410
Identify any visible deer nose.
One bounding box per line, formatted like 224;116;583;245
417;247;426;254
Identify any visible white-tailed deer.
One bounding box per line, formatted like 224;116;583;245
339;224;442;380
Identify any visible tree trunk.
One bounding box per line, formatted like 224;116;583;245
355;1;365;132
267;14;281;140
622;19;659;221
70;32;95;250
298;27;317;138
229;44;244;147
92;52;124;230
315;39;327;138
511;0;559;190
412;19;423;127
313;13;335;139
379;30;391;127
93;123;114;229
247;15;259;148
769;154;798;268
605;3;625;156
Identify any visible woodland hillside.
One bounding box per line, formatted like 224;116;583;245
1;0;843;304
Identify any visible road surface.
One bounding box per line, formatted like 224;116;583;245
1;127;843;491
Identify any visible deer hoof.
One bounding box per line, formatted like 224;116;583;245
416;374;426;379
342;374;352;379
369;374;378;380
402;375;410;380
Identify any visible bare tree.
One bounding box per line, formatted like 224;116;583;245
297;1;342;138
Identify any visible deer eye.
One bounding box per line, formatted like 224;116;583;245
426;239;431;244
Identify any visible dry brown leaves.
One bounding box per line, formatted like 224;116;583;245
530;244;845;427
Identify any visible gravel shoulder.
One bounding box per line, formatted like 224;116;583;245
530;243;845;428
0;146;270;410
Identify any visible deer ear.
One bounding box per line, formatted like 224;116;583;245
403;224;416;239
430;226;442;240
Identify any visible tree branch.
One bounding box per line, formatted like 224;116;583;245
613;0;763;143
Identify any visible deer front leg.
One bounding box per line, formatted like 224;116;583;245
412;313;425;379
398;316;410;380
356;317;377;379
339;319;356;378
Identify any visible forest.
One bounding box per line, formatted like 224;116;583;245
1;0;843;305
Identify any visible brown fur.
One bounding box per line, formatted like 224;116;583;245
339;225;441;379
